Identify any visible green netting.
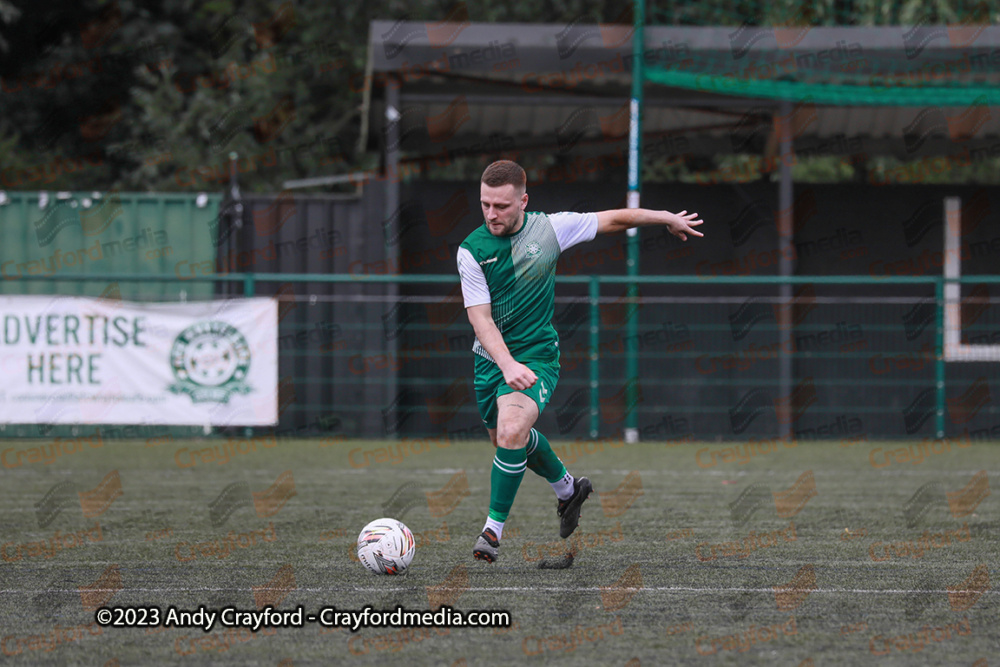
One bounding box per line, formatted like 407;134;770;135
644;68;998;106
644;0;999;106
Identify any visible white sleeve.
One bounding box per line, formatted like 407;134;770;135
549;211;599;252
457;246;491;307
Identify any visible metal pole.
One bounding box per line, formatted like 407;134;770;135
937;196;961;438
624;0;645;444
589;276;601;439
776;101;794;441
385;76;401;440
226;151;243;299
227;151;248;439
935;276;946;439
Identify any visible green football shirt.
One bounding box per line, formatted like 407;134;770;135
456;210;598;366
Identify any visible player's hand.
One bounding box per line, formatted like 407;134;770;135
664;210;704;241
501;361;537;391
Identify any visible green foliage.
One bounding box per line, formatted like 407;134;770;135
647;0;997;26
0;0;640;192
1;1;997;191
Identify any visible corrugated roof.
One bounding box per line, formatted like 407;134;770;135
364;22;1000;159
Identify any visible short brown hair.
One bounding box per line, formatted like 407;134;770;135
481;160;526;191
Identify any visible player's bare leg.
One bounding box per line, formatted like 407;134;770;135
494;392;538;445
474;394;593;562
473;393;537;563
491;420;594;538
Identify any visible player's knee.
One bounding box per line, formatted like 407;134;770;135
496;425;528;450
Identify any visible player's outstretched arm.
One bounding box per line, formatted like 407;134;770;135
595;208;705;241
466;304;537;390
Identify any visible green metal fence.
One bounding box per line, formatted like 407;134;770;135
2;272;999;442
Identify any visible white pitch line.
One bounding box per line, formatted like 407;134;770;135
347;468;1000;477
1;587;996;595
353;587;999;594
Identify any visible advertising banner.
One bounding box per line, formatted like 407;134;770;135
0;296;278;425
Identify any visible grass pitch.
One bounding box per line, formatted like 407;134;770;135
0;435;997;666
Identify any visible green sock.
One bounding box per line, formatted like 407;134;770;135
525;428;567;483
488;446;526;522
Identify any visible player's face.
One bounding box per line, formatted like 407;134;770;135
481;183;527;236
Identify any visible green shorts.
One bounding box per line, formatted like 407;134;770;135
474;358;560;429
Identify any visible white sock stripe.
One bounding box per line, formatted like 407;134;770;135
526;429;538;455
494;464;527;476
493;456;526;471
492;456;527;474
